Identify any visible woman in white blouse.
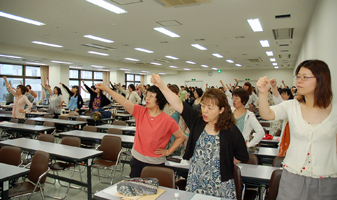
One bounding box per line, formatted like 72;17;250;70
243;82;259;109
44;84;64;117
117;83;141;104
257;60;337;200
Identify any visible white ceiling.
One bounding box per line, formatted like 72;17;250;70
0;0;317;74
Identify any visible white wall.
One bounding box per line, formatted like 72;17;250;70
295;0;337;102
161;69;294;89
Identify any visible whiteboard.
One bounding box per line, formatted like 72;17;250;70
185;80;204;89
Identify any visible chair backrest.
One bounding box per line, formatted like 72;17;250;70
24;120;36;125
28;150;50;184
76;117;87;122
107;128;123;135
38;134;55;143
100;135;122;161
83;125;97;132
272;156;285;167
113;121;126;126
37;108;44;112
140;166;175;188
61;136;81;147
10;118;19;123
47;109;54;114
0;146;22;166
234;165;243;200
43;121;55;127
267;169;283;200
260;122;270;127
44;114;54;118
274;129;281;137
243;154;259;165
58;115;69;120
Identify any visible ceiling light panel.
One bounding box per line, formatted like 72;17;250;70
191;44;207;50
91;65;105;68
212;53;223;58
186;61;196;64
154;27;180;38
51;60;72;64
120;68;130;70
32;41;63;48
226;59;234;63
158;73;166;75
88;51;109;56
270;58;276;62
86;0;127;14
184;68;191;70
84;35;114;43
272;63;278;66
26;62;46;65
247;18;263;32
235;64;242;67
134;48;154;53
125;58;139;61
165;55;179;60
266;51;274;56
0;11;45;26
201;65;209;68
212;67;218;70
150;62;162;66
259;40;270;47
0;54;22;59
69;66;82;69
169;66;178;68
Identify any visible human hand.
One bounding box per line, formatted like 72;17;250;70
270;79;277;87
59;82;63;85
256;76;271;94
220;80;223;83
19;109;26;113
234;78;238;83
150;74;164;88
155;148;169;157
82;80;85;84
95;83;109;91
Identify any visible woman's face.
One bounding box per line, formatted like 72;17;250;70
71;87;78;93
145;91;158;109
281;92;290;100
232;95;244;109
128;86;132;92
54;88;58;94
201;98;224;123
243;85;249;90
291;87;296;93
26;86;30;91
96;88;101;94
16;87;22;95
194;91;199;98
296;67;316;96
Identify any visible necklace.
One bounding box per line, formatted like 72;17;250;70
150;111;161;121
208;124;214;131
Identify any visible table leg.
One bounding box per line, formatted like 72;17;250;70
2;180;9;200
87;160;92;200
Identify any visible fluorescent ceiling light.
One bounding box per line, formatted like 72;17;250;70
169;66;178;68
26;62;46;65
120;68;130;71
139;73;146;75
69;66;82;69
0;54;22;59
91;65;105;68
88;51;109;56
212;53;223;58
270;58;276;62
134;48;154;53
212;67;218;70
165;55;179;60
150;62;162;66
125;71;131;73
154;27;180;38
259;40;270;47
32;41;63;48
0;11;45;26
191;44;207;50
186;61;196;64
272;63;278;66
125;58;139;61
226;59;234;63
141;71;150;73
51;60;72;64
274;66;279;69
84;35;114;43
86;0;127;14
235;64;242;67
158;73;166;75
266;51;273;56
247;18;263;32
201;65;209;68
100;69;110;71
184;68;191;70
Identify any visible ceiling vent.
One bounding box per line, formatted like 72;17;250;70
235;36;245;39
155;0;212;8
275;14;291;19
136;63;150;65
281;50;289;52
279;54;291;59
272;28;294;40
82;44;114;51
154;58;172;63
247;58;263;62
276;41;292;46
111;0;143;5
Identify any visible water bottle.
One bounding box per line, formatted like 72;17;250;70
172;192;181;200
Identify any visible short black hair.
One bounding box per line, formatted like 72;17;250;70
195;88;203;98
128;84;135;91
147;85;168;110
26;85;32;90
54;86;62;96
232;88;249;105
280;88;294;99
91;85;96;90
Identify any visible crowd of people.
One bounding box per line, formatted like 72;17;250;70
2;59;336;199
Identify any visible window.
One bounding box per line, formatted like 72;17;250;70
69;70;79;79
69;70;104;98
81;71;92;79
94;72;103;80
0;64;41;102
125;74;141;89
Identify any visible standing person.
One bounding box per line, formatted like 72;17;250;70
151;74;249;199
5;84;14;105
243;82;259;109
44;84;64;117
117;83;141;104
3;76;32;123
41;84;50;104
179;86;187;101
95;83;185;178
60;82;83;112
26;85;37;98
186;88;203;113
82;80;110;111
257;60;337;200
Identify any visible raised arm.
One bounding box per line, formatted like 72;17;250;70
3;76;16;96
256;77;275;120
82;80;96;96
151;74;183;114
219;80;228;92
81;86;89;93
117;83;127;94
234;78;238;87
44;84;53;95
95;83;135;114
281;80;288;89
60;82;73;96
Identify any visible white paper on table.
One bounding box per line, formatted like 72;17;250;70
102;185;118;196
190;193;221;200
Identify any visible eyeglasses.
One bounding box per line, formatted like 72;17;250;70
146;94;156;99
293;75;315;81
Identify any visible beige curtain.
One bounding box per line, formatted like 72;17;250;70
40;66;49;103
103;71;110;86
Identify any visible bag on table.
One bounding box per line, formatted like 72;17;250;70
91;107;111;120
116;178;159;196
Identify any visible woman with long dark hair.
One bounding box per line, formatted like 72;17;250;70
60;82;83;112
82;80;110;111
45;84;64;116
